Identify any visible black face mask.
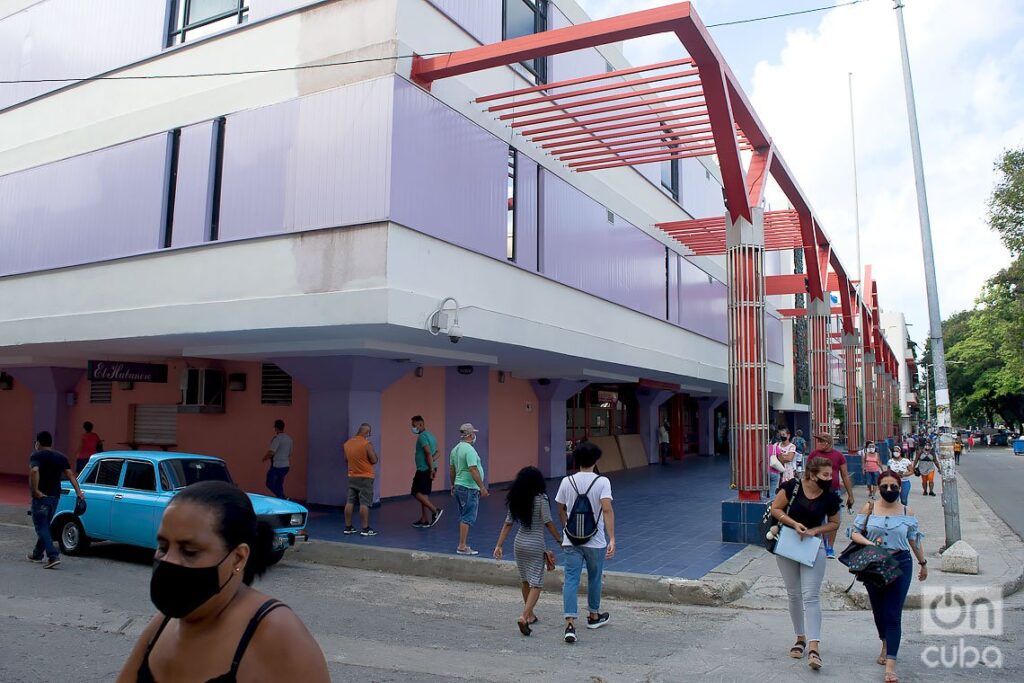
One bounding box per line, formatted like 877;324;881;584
812;477;831;491
151;552;233;618
880;488;901;503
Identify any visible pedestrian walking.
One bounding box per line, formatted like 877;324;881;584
808;432;855;558
863;441;881;501
658;420;671;465
450;423;488;555
28;431;85;569
886;448;913;505
912;442;941;497
777;428;798;486
493;466;561;636
75;421;103;473
953;435;963;465
410;415;443;528
848;470;929;683
769;456;841;671
967;434;974;452
116;481;329;682
342;423;379;537
555;441;615;644
793;429;808;476
262;420;292;500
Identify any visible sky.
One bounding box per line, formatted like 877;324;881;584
575;0;1023;347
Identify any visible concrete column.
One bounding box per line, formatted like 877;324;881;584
531;379;584;479
272;357;412;506
444;366;490;488
9;367;85;456
808;297;832;440
863;351;876;443
843;332;862;454
637;389;674;464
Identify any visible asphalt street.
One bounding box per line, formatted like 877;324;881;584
1;522;1021;682
958;446;1024;540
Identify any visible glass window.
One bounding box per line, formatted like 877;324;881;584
661;159;679;198
95;459;124;487
161;459;233;490
503;0;547;84
507;148;517;262
168;0;248;47
123;461;157;492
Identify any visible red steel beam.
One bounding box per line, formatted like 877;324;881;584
571;141;720;170
544;120;712;152
527;102;709;139
511;89;706;129
765;274;809;296
498;79;703;121
557;133;718;163
550;125;713;156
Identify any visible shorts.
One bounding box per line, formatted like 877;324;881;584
411;469;433;496
865;471;880;486
921;470;935;483
454;485;480;525
347;476;374;507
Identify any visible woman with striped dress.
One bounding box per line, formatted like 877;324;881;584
493;466;562;636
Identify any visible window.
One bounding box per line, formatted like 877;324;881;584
90;381;112;404
507;148;517;262
261;363;293;406
162;459;232;490
503;0;548;84
167;0;248;46
94;459;124;487
661;158;680;199
123;461;157;492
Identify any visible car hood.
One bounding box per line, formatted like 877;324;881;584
246;493;308;516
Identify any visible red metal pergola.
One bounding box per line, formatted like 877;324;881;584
411;1;902;502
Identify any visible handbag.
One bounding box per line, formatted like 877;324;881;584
837;503;904;588
768;444;784;473
758;480;798;552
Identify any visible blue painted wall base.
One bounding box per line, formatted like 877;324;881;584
722;498;769;544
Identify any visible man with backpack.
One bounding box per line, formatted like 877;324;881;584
555;442;615;644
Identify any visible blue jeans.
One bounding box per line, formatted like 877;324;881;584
865;551;914;660
768;471;781;495
454;485;480;525
900;480;911;506
562;545;606;618
31;495;60;561
266;466;289;499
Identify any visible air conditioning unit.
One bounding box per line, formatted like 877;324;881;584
179;368;225;414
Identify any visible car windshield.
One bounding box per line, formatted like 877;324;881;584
161;459;232;490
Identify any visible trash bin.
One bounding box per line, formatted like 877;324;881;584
1013;437;1024;456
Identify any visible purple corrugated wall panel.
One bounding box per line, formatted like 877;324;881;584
0;0;167;111
514;153;539;271
171;121;217;249
669;252;681;323
766;313;784;365
677;257;728;342
541;171;665;319
426;0;501;44
217;78;392;241
391;78;506;260
0;134;168;277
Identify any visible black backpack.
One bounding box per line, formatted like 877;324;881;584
564;474;604;546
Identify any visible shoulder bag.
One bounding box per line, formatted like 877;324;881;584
837;503;903;588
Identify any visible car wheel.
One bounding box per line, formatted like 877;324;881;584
267;548;286;566
57;517;90;556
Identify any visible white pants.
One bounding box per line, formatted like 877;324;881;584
776;544;827;642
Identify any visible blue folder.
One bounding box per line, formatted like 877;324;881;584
774;526;822;567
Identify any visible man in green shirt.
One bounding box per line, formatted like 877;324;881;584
410;415;443;529
449;423;488;555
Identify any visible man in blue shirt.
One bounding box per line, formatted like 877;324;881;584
410;415;443;528
28;431;84;569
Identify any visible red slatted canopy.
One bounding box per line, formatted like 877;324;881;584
656;209;801;255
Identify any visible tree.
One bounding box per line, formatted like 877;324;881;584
989;148;1024;256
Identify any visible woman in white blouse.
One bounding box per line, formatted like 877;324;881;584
885;447;913;506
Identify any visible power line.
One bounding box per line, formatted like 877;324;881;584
0;2;874;85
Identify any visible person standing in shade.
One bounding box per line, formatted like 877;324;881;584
808;432;854;558
493;466;561;635
657;420;671;466
262;420;292;500
912;441;941;497
862;440;881;501
555;442;615;644
410;415;443;528
450;423;488;555
848;470;928;683
777;428;798;486
967;434;974;452
342;423;378;537
769;456;841;671
28;431;85;569
76;421;102;474
792;429;808;476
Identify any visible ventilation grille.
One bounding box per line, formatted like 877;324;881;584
261;364;293;406
90;381;113;404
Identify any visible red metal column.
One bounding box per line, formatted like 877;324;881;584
808;297;832;439
844;332;862;454
863;351;877;443
727;208;768;502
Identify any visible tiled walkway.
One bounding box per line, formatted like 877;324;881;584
306;455;746;579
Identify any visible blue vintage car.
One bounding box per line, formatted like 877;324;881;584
53;451;308;563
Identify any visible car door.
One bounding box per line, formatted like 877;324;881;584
113;460;162;548
79;458;124;539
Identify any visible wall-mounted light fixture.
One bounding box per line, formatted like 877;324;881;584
415;367;425;378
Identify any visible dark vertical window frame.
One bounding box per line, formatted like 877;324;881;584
161;129;182;249
507;147;517;262
665;247;671;321
208;116;227;241
502;0;548;85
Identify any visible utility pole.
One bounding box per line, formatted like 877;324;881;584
849;72;867;450
893;0;963;552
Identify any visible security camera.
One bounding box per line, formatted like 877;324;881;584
448;324;463;344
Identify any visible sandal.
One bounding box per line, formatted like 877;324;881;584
517;618;532;637
789;640;806;658
528;616;539;625
884;672;898;683
808;650;822;671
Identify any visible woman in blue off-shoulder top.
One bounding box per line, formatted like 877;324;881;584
848;470;929;683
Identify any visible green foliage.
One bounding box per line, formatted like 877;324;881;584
988;148;1024;256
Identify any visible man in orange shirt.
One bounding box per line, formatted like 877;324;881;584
343;423;379;537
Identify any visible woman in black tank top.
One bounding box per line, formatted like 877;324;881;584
116;482;329;682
